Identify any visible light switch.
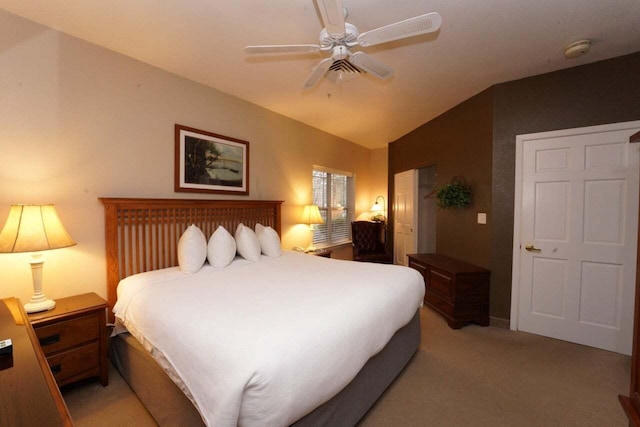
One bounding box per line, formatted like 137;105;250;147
477;213;487;224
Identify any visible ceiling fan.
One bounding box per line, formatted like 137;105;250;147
244;0;442;89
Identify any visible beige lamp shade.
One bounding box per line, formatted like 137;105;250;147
0;204;76;253
370;202;383;213
300;205;324;226
370;195;386;213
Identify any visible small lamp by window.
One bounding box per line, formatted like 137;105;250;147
0;205;76;313
300;205;324;252
370;195;386;222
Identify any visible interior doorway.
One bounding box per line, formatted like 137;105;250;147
418;165;437;253
393;169;418;265
393;166;437;265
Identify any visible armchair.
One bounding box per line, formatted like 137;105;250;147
351;221;392;264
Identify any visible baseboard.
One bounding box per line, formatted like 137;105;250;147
490;316;510;329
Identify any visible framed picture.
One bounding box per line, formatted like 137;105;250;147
175;124;249;195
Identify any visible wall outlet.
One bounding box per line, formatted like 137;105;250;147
477;213;487;224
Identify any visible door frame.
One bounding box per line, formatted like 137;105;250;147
510;120;640;331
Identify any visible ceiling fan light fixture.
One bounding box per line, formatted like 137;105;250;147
332;46;349;60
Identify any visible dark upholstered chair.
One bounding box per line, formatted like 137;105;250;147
351;221;392;264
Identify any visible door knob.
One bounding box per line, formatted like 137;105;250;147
525;244;541;252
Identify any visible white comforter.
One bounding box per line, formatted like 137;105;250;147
113;251;424;427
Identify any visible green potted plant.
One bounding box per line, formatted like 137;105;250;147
436;178;472;209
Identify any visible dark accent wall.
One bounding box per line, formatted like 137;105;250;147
388;88;494;269
389;51;640;321
491;52;640;319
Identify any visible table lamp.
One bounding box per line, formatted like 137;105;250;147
0;205;76;313
300;205;324;252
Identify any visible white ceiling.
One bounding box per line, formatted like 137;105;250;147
1;0;639;149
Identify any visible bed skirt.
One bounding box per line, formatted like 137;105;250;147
109;309;421;426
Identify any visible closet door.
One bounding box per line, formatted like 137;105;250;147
517;124;639;355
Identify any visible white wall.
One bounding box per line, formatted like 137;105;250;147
0;11;376;303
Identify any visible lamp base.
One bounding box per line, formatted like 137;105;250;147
25;254;56;313
24;298;56;313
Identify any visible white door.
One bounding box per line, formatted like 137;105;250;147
394;169;418;266
513;122;640;355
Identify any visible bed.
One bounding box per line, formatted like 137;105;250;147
100;198;424;426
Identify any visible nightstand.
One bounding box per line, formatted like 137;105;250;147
28;293;108;387
310;249;332;258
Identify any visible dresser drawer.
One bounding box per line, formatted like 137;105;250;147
34;314;99;355
428;269;452;297
48;341;100;386
408;259;427;276
425;291;454;317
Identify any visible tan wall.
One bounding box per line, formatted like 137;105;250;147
370;147;389;217
0;11;373;303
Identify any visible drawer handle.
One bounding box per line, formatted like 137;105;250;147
50;364;62;374
39;334;61;346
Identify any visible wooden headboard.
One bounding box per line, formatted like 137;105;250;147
99;198;283;320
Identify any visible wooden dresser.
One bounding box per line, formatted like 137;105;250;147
407;253;490;329
28;293;108;387
0;298;73;426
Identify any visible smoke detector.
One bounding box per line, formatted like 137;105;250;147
564;40;591;59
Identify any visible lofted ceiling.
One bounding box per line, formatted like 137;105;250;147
1;0;639;149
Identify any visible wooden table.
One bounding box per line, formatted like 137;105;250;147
0;298;73;426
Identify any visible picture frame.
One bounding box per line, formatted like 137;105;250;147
174;124;249;195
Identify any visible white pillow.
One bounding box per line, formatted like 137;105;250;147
255;223;282;257
177;224;207;274
207;226;237;268
235;223;261;262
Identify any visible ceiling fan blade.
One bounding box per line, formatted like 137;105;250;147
244;44;322;55
357;12;442;47
302;58;334;89
349;52;394;80
317;0;346;37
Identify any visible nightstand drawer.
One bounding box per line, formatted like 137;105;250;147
48;341;100;386
34;314;99;355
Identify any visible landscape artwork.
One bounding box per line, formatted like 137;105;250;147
175;124;249;195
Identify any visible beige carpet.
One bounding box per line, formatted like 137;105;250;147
63;307;631;426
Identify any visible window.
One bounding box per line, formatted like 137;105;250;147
312;167;355;247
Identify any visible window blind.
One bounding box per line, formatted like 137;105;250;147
312;169;354;246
